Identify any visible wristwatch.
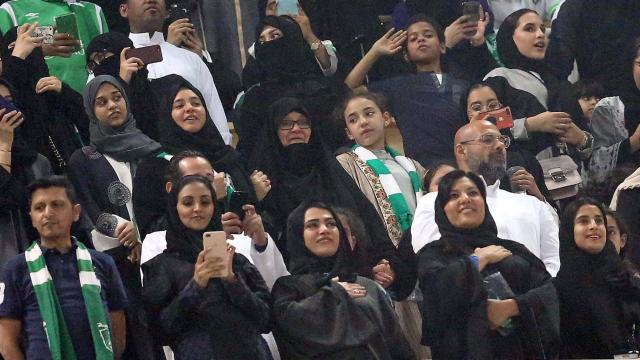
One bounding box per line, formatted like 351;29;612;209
310;41;323;51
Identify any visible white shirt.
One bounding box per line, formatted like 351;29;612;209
140;231;289;290
128;32;232;144
411;180;560;276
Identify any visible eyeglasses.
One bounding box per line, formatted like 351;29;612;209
279;118;311;130
470;100;503;113
460;133;510;148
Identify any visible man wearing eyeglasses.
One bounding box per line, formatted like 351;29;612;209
411;120;560;276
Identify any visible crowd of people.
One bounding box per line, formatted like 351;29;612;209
0;0;640;359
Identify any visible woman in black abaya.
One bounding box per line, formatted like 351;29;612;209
249;97;415;299
133;75;253;238
555;197;640;358
417;170;559;359
237;15;346;158
271;201;413;359
484;9;591;159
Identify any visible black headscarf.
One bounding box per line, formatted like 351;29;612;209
496;9;584;129
286;201;364;283
555;197;640;357
153;75;228;160
0;77;37;166
249;97;399;279
86;32;133;77
254;15;321;84
84;75;161;162
152;74;253;195
431;170;547;270
165;175;221;263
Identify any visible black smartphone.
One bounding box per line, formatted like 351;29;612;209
0;96;18;113
168;1;194;23
226;191;250;221
461;1;481;22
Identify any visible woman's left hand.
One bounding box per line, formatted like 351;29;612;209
242;205;268;248
372;259;395;288
487;299;519;330
35;76;62;94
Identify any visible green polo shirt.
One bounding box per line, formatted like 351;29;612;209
0;0;108;92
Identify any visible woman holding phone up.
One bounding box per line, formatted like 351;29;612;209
142;175;272;359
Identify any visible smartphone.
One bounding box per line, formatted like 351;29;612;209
203;231;229;278
0;96;18;113
226;191;250;221
32;26;54;44
277;0;299;15
478;106;514;130
124;45;163;65
168;1;193;23
462;1;481;22
54;13;80;51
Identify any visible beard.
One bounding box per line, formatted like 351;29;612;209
468;152;507;185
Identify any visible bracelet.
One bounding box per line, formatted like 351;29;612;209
0;149;10;152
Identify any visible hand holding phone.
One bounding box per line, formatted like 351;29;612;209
478;106;514;130
202;231;230;279
277;0;299;15
124;45;163;65
226;191;250;221
54;13;80;51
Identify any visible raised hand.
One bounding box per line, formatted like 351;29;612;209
35;76;62;94
371;28;407;58
12;23;43;59
119;48;144;84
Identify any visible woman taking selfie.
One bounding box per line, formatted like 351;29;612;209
417;170;559;359
142;175;272;359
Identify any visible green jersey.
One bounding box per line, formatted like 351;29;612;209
0;0;108;92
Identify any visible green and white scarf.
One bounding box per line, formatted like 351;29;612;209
25;241;114;360
353;145;422;231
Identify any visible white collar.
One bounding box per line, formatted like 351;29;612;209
128;32;165;47
480;176;501;197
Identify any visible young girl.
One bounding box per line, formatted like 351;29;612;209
336;91;426;247
335;91;429;359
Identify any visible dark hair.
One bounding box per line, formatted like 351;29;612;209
604;209;629;256
165;150;210;184
460;82;498;115
27;175;79;206
437;170;487;204
405;13;445;44
172;174;216;205
560;197;608;253
423;160;458;190
334;207;367;246
333;90;391;125
574;80;606;100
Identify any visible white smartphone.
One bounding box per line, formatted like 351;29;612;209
203;231;229;278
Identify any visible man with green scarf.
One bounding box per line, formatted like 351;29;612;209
0;176;127;359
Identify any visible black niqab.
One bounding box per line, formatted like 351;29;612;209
254;16;321;84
